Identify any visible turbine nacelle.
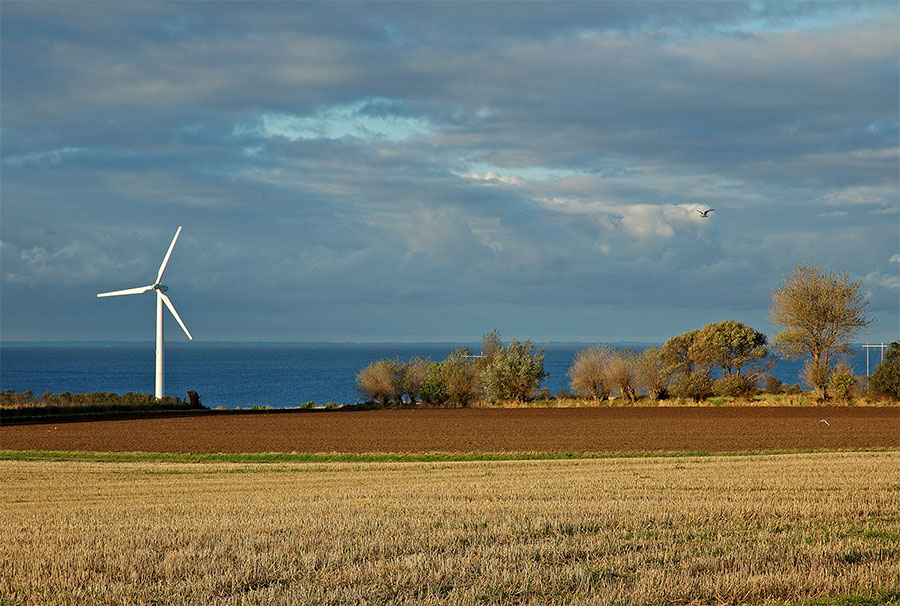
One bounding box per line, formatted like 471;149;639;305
97;226;188;340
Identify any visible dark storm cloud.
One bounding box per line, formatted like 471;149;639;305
1;1;897;342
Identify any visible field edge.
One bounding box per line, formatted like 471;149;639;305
2;447;897;464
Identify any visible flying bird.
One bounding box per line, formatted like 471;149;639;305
818;419;830;427
696;208;714;218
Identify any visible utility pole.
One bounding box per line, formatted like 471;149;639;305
862;342;887;378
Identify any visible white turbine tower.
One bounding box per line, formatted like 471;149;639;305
97;226;193;399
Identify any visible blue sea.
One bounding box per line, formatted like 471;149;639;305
0;342;879;409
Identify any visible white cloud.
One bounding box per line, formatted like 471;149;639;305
464;163;580;183
255;98;434;142
865;270;900;290
821;185;898;208
461;171;525;186
619;204;676;241
861;253;900;295
7;243;93;285
2;2;898;341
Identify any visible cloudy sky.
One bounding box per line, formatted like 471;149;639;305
1;1;898;343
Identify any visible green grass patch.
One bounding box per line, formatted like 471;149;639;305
786;590;900;606
861;529;900;543
1;448;895;465
0;449;670;464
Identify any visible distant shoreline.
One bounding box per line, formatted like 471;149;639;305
2;343;886;410
0;340;664;348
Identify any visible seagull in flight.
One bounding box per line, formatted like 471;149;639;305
697;208;714;218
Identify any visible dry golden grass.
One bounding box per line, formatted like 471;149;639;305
2;452;899;605
471;393;898;408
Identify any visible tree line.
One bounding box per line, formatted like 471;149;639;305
357;265;898;405
356;330;548;407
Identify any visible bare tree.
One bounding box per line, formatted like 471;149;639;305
602;350;638;403
635;346;669;400
770;265;870;398
568;345;613;401
356;359;405;406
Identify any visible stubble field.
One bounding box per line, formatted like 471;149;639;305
2;452;900;605
2;407;899;605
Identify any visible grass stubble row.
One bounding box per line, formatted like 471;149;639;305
1;452;898;605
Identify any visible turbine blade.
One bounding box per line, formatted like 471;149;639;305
97;285;154;298
156;226;183;283
159;291;193;340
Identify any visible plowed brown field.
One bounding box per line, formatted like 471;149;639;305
2;407;898;453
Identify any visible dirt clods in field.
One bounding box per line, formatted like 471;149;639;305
2;407;898;453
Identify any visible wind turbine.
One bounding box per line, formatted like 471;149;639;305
97;226;193;399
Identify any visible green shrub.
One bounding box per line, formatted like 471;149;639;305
186;390;202;407
404;356;429;405
300;401;316;410
440;348;480;407
827;363;855;402
670;371;714;402
713;373;757;398
763;375;784;394
784;383;803;395
419;362;448;406
1;390;197;415
868;341;900;401
480;337;547;403
1;390;39;407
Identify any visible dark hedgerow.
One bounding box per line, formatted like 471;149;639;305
0;390;206;417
